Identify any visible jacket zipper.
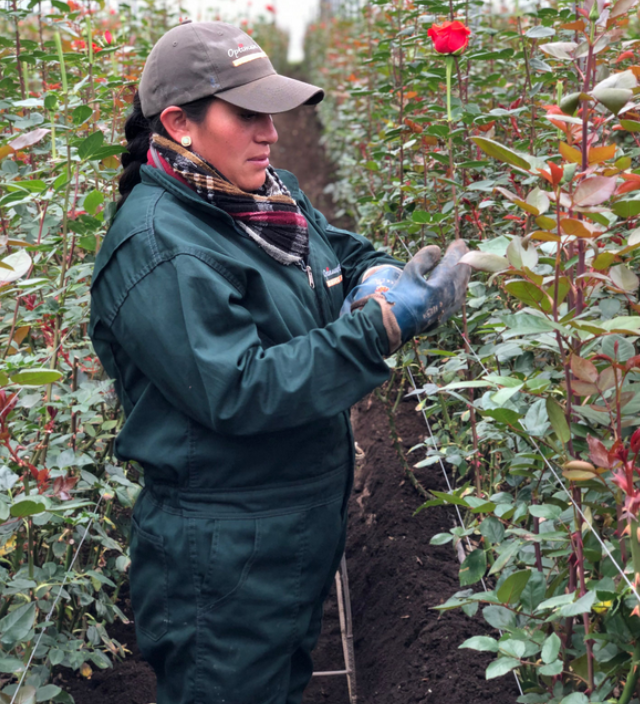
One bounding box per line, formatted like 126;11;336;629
300;259;315;288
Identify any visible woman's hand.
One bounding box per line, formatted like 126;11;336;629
354;241;471;353
339;264;402;317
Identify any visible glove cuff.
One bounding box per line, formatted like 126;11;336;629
370;294;402;354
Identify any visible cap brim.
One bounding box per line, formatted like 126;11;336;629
215;74;324;114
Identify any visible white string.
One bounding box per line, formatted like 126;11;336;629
7;325;107;702
406;365;524;697
410;306;640;608
10;493;105;704
529;437;640;605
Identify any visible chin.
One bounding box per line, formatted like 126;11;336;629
241;176;268;192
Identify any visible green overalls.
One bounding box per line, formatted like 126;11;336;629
89;166;396;703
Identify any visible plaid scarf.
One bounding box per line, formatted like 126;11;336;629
148;134;309;267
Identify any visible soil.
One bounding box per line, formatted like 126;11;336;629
57;106;520;704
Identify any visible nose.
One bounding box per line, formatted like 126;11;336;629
257;114;278;144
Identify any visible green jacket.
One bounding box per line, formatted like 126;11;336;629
90;166;396;493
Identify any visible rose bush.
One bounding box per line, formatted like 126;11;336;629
307;0;640;701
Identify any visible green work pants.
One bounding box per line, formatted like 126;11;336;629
129;464;350;704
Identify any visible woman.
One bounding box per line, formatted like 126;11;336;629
89;20;469;704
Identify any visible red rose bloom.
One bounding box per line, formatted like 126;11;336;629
427;20;471;55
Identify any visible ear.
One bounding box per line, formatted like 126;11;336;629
159;106;190;143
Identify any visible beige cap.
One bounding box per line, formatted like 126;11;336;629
138;21;324;117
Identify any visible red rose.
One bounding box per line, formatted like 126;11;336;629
427;20;471;55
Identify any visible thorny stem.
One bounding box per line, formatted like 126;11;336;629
13;0;25;100
375;386;432;500
619;640;640;704
445;57;460;240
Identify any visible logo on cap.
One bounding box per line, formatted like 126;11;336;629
228;43;267;67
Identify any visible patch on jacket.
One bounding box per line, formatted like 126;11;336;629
323;264;343;288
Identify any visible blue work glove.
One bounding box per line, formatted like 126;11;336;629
352;240;470;353
339;264;402;317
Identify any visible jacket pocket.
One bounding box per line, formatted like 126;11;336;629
129;517;169;641
190;517;260;613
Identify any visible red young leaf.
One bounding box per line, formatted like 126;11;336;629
573;176;617;206
587;435;611;468
571;354;599;383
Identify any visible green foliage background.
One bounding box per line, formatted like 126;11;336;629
306;0;640;701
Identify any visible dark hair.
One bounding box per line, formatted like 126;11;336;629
116;91;214;211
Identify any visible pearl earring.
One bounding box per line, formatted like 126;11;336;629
181;136;192;148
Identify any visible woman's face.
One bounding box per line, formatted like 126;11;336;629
188;100;279;192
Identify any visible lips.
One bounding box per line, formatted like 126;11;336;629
248;153;270;167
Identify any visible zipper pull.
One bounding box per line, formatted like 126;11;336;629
305;265;315;289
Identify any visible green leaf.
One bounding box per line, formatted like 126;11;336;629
430;533;453;545
499;639;527;658
529;504;562;520
560;92;582;116
460;635;499;652
483;604;517;631
0;602;36;647
486;657;521;679
83;189;104;216
559;694;589;704
0;686;37;704
77;130;105;160
0;656;25;673
501;313;558;335
471;137;532;171
558;590;596;617
491;384;524;406
619;119;640;132
459;548;487;586
609;264;639;293
482;408;522;426
601;316;640;333
521;399;550;437
411;210;430;224
36;685;62;703
9;369;62;386
505;281;544;306
612;199;640;218
539;659;563;676
546;398;570;443
541;632;561;664
480;516;505;543
602;334;636;361
497;569;531;604
72;105;93;124
520;570;547;611
48;649;64;666
10;495;49;518
488;541;520;576
592;87;633;115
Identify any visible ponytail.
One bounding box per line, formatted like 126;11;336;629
117;91;158;210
